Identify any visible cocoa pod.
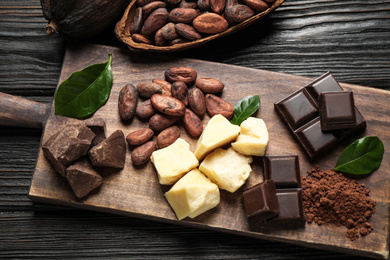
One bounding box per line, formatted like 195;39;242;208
188;87;206;117
132;33;152;44
118;84;138;122
152;79;172;96
136;82;162;97
128;7;143;34
182;108;203;138
136;99;157;119
210;0;226;14
241;0;268;12
205;93;234;119
230;4;255;23
165;66;197;85
131;141;156;165
175;23;202;41
149;113;180;131
160;22;180;40
171;81;189;106
154;28;169;46
142;1;167;17
192;13;228;34
141;8;169;35
196;77;224;93
150;94;186;116
126;128;154;146
169;8;198;23
157;125;181;148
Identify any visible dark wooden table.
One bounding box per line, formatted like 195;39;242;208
1;0;389;259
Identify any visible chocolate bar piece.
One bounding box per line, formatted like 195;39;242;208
266;189;306;226
263;155;301;189
319;91;357;130
274;72;366;160
85;118;106;146
243;180;280;224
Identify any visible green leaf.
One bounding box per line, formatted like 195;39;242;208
230;95;261;125
54;54;113;119
334;136;384;175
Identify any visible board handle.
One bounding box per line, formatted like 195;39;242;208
0;92;50;129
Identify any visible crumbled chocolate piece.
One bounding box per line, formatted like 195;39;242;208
85;118;106;146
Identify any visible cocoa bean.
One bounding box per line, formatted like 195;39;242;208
197;0;211;11
154;28;169;46
118;84;138;122
224;0;239;25
152;79;172;96
167;0;181;4
142;1;167;17
141;8;169;36
241;0;268;12
169;8;198;23
136;82;162;97
175;23;202;41
129;7;143;34
171;81;189;106
210;0;226;14
149;113;180;131
183;108;203;138
126;128;154;146
160;22;180;40
132;33;152;44
205;93;234;119
131;141;156;165
164;66;197;85
138;0;159;7
230;4;255;23
180;0;198;9
196;77;224;93
170;38;187;45
150;94;186;116
157;125;181;148
136;99;157;119
188;87;206;117
192;13;228;34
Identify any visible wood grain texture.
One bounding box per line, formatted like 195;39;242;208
28;43;390;259
0;0;389;259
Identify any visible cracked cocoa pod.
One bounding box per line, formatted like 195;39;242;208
40;0;131;41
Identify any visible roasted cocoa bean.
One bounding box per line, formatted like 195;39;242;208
192;13;228;34
164;66;197;85
126;128;154;146
129;7;143;34
171;81;189;106
160;22;180;40
230;4;255;23
132;33;152;44
152;79;172;96
142;1;167;17
154;28;169;46
188;87;206;117
196;77;224;93
138;0;159;6
175;23;202;41
210;0;226;14
157;125;181;148
166;0;181;4
180;0;198;9
205;93;234;119
170;38;187;45
118;84;138;122
150;94;186;116
149;113;180;131
224;0;239;25
197;0;211;10
241;0;268;12
169;8;198;23
141;8;169;35
183;108;203;138
136;82;162;97
131;141;156;165
136;99;157;119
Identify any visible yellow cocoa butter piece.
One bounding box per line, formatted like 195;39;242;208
231;117;269;156
151;138;199;185
165;169;220;220
199;147;252;193
194;114;240;160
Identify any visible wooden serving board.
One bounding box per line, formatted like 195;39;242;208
28;43;390;259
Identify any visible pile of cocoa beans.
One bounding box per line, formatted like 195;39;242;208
118;66;234;165
129;0;276;46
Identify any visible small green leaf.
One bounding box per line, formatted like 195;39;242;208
334;136;384;175
230;95;260;125
54;54;113;119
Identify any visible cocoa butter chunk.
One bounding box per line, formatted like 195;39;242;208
66;158;103;199
42;124;95;176
88;130;126;169
85;118;106;146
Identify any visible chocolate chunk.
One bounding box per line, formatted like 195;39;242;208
263;155;301;189
319;91;357;130
88;130;126;169
266;189;306;226
42;124;95;176
66;158;103;199
85;118;106;146
243;180;279;224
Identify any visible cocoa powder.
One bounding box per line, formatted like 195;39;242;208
301;166;376;241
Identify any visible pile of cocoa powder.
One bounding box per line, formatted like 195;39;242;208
301;166;376;241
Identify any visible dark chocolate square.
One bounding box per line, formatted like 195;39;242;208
263;155;301;189
319;91;357;131
306;72;343;100
243;180;280;224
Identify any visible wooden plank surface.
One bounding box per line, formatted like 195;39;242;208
28;43;390;259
